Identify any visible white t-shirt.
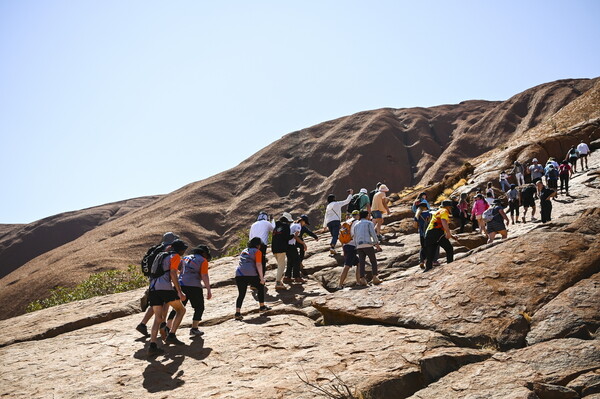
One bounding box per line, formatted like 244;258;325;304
249;220;275;245
577;143;590;155
288;222;301;245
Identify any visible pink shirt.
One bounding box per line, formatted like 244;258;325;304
471;199;489;216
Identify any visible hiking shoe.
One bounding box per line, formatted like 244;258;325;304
419;262;425;269
165;333;185;345
136;323;149;337
372;276;383;285
147;343;164;357
190;328;204;336
259;305;272;312
282;277;293;284
235;312;243;321
294;277;306;284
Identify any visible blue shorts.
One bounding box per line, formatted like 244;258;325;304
371;210;383;219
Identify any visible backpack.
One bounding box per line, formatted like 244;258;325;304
149;251;171;279
347;194;361;213
141;243;165;276
547;169;558;180
482;207;495;223
339;220;354;244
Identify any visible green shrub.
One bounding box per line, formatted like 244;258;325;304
26;265;147;313
223;228;251;258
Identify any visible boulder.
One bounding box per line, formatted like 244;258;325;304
407;338;600;399
527;272;600;345
313;231;600;349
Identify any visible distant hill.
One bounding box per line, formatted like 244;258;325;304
0;77;597;320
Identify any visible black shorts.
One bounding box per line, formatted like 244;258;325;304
522;197;535;208
148;289;180;306
569;157;577;165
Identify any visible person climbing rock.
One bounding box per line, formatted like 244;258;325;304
354;210;382;285
424;200;458;272
486;199;510;243
323;190;353;255
234;237;271;321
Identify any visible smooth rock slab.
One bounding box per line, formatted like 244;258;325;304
407;338;600;399
0;313;490;399
527;272;600;345
313;231;600;349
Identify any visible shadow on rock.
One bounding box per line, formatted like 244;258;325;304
134;338;212;393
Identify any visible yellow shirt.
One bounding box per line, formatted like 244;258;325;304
427;208;449;231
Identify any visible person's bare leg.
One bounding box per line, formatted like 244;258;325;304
168;300;186;334
338;266;350;288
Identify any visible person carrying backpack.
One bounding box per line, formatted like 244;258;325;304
558;160;571;196
272;213;292;290
136;232;179;338
297;214;318;275
471;194;489;235
506;184;521;225
337;210;360;289
353;210;382;285
234;237;271;321
414;200;434;268
566;146;580;174
486;199;510;243
283;216;308;285
147;239;188;356
424;200;458;272
545;164;559;191
165;244;212;337
323;189;354;255
521;183;538;223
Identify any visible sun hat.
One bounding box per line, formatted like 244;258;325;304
170;239;188;253
379;184;389;192
359;188;368;194
281;212;293;222
351;210;360;215
162;232;179;245
300;214;310;225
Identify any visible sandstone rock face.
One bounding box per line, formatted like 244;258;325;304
0;313;490;399
407;339;600;399
313;231;600;350
527;272;600;345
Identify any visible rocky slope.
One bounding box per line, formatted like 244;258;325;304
1;150;599;398
0;77;597;322
0;195;162;280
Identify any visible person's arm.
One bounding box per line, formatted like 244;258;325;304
200;259;211;299
338;190;354;206
294;230;307;251
255;251;265;284
499;209;509;224
383;196;391;214
170;256;186;301
304;226;318;240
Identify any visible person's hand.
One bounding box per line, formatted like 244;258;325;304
303;244;307;251
206;291;212;300
347;188;354;195
260;278;266;285
179;292;186;302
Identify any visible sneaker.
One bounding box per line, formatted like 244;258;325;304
329;248;336;255
136;323;149;337
235;312;243;320
294;277;306;284
259;305;272;312
372;276;382;285
282;277;293;284
147;343;164;357
165;333;185;345
190;328;204;337
419;262;425;269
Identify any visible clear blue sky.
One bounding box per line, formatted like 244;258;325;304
1;1;599;224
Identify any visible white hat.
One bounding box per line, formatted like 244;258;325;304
281;212;293;222
379;184;389;192
532;158;538;162
359;188;368;194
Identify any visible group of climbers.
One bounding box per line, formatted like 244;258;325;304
138;182;392;356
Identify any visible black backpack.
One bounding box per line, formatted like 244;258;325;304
271;222;291;253
141;243;165;276
347;194;361;213
149;251;172;279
